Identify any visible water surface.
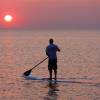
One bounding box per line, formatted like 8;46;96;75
0;30;100;100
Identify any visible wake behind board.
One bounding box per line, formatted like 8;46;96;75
23;74;67;83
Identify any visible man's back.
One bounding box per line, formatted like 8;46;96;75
46;43;60;59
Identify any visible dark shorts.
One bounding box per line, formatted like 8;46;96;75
48;59;57;70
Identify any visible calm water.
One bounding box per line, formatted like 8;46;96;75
0;30;100;100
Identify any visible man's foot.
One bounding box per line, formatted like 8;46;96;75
49;78;52;80
54;77;57;80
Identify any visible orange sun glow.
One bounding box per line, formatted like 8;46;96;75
4;15;13;22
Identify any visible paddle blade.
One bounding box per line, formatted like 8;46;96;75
23;69;32;76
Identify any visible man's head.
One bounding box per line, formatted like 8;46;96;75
49;38;54;44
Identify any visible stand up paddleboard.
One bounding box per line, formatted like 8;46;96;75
23;74;67;83
23;74;96;85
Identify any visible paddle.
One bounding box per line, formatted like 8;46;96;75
23;57;48;76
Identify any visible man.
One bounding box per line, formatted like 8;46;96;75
46;38;60;80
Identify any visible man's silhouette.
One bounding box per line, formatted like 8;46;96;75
46;39;60;80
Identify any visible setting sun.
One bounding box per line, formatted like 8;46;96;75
4;15;13;22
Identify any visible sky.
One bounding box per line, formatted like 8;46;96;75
0;0;100;30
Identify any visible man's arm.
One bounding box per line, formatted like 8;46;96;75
45;47;49;56
57;48;60;52
56;45;60;52
46;52;49;56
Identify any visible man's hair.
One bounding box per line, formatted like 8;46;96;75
49;38;54;44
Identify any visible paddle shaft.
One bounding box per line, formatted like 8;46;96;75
30;57;48;70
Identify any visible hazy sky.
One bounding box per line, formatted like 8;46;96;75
0;0;100;30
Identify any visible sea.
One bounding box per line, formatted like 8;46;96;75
0;30;100;100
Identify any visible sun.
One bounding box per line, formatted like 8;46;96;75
4;15;13;22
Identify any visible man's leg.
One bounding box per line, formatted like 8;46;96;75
54;69;57;80
49;70;52;80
